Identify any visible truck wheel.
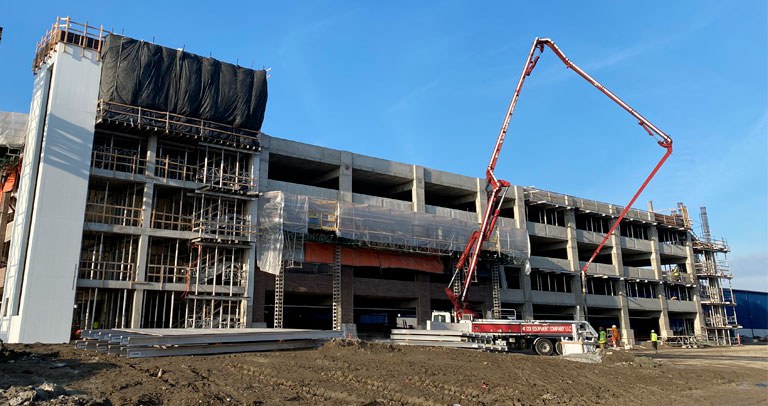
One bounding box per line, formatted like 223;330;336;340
555;340;563;355
534;338;554;356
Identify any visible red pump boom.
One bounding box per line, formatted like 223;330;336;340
446;38;673;319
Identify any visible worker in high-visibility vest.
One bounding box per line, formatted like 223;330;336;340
650;329;659;353
598;326;607;350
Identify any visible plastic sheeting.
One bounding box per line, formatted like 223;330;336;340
0;112;27;147
257;192;285;275
99;34;268;131
257;191;531;275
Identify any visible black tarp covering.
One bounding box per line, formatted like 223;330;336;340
99;34;268;131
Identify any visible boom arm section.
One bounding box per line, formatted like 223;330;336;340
446;37;673;320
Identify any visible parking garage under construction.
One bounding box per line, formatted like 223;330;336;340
0;18;739;349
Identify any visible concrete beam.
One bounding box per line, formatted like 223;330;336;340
385;181;414;196
310;167;341;185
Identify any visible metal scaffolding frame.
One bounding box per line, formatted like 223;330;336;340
78;232;139;281
84;179;143;227
74;287;133;331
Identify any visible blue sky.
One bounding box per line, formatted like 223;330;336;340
1;1;766;291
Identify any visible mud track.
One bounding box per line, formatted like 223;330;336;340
1;341;765;405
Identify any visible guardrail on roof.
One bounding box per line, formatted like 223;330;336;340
33;17;109;72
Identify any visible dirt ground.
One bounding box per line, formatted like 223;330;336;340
1;340;766;405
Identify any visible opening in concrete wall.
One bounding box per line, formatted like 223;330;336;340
423;182;476;212
352;168;412;203
268;153;339;190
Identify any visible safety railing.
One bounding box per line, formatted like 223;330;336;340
91;145;146;175
33;17;108;71
192;217;257;241
308;211;338;231
196;166;257;194
150;211;193;232
524;187;691;228
96;100;261;151
146;264;189;284
84;202;143;227
78;260;135;281
155;156;198;183
692;237;729;252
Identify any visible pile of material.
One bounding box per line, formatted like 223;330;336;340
77;328;343;358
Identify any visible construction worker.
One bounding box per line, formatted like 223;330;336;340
611;325;621;348
598;326;607;350
673;267;680;281
650;329;659;353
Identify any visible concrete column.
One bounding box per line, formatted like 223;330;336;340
657;293;673;339
511;186;527;229
648;226;664;280
412;165;425;213
511;186;532;319
257;136;270;191
416;272;431;325
130;135;157;328
475;178;488;224
564;210;585;318
685;236;705;336
130;236;150;329
339;152;353;203
649;226;673;338
243;152;260;327
521;271;534;320
609;212;634;346
341;266;354;324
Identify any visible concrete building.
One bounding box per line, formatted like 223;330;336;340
0;18;740;345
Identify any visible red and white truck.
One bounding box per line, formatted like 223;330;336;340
399;311;599;356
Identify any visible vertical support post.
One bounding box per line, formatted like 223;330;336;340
608;212;634;346
564;209;585;320
339;152;353;203
332;245;342;330
685;235;704;337
412;165;425;213
273;264;284;329
649;226;673;339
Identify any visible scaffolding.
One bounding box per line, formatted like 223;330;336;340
142;290;186;328
184;295;244;329
692;206;738;345
73;287;133;330
96;100;261;151
197;144;257;194
257;191;530;276
91;133;147;175
78;233;139;281
84;180;143;227
192;194;255;242
146;238;191;284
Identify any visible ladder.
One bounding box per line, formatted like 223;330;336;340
492;265;501;319
332;245;342;330
273;265;284;329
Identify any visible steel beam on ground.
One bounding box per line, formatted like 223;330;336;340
389;334;465;342
123;329;343;346
390;328;464;336
124;339;323;358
